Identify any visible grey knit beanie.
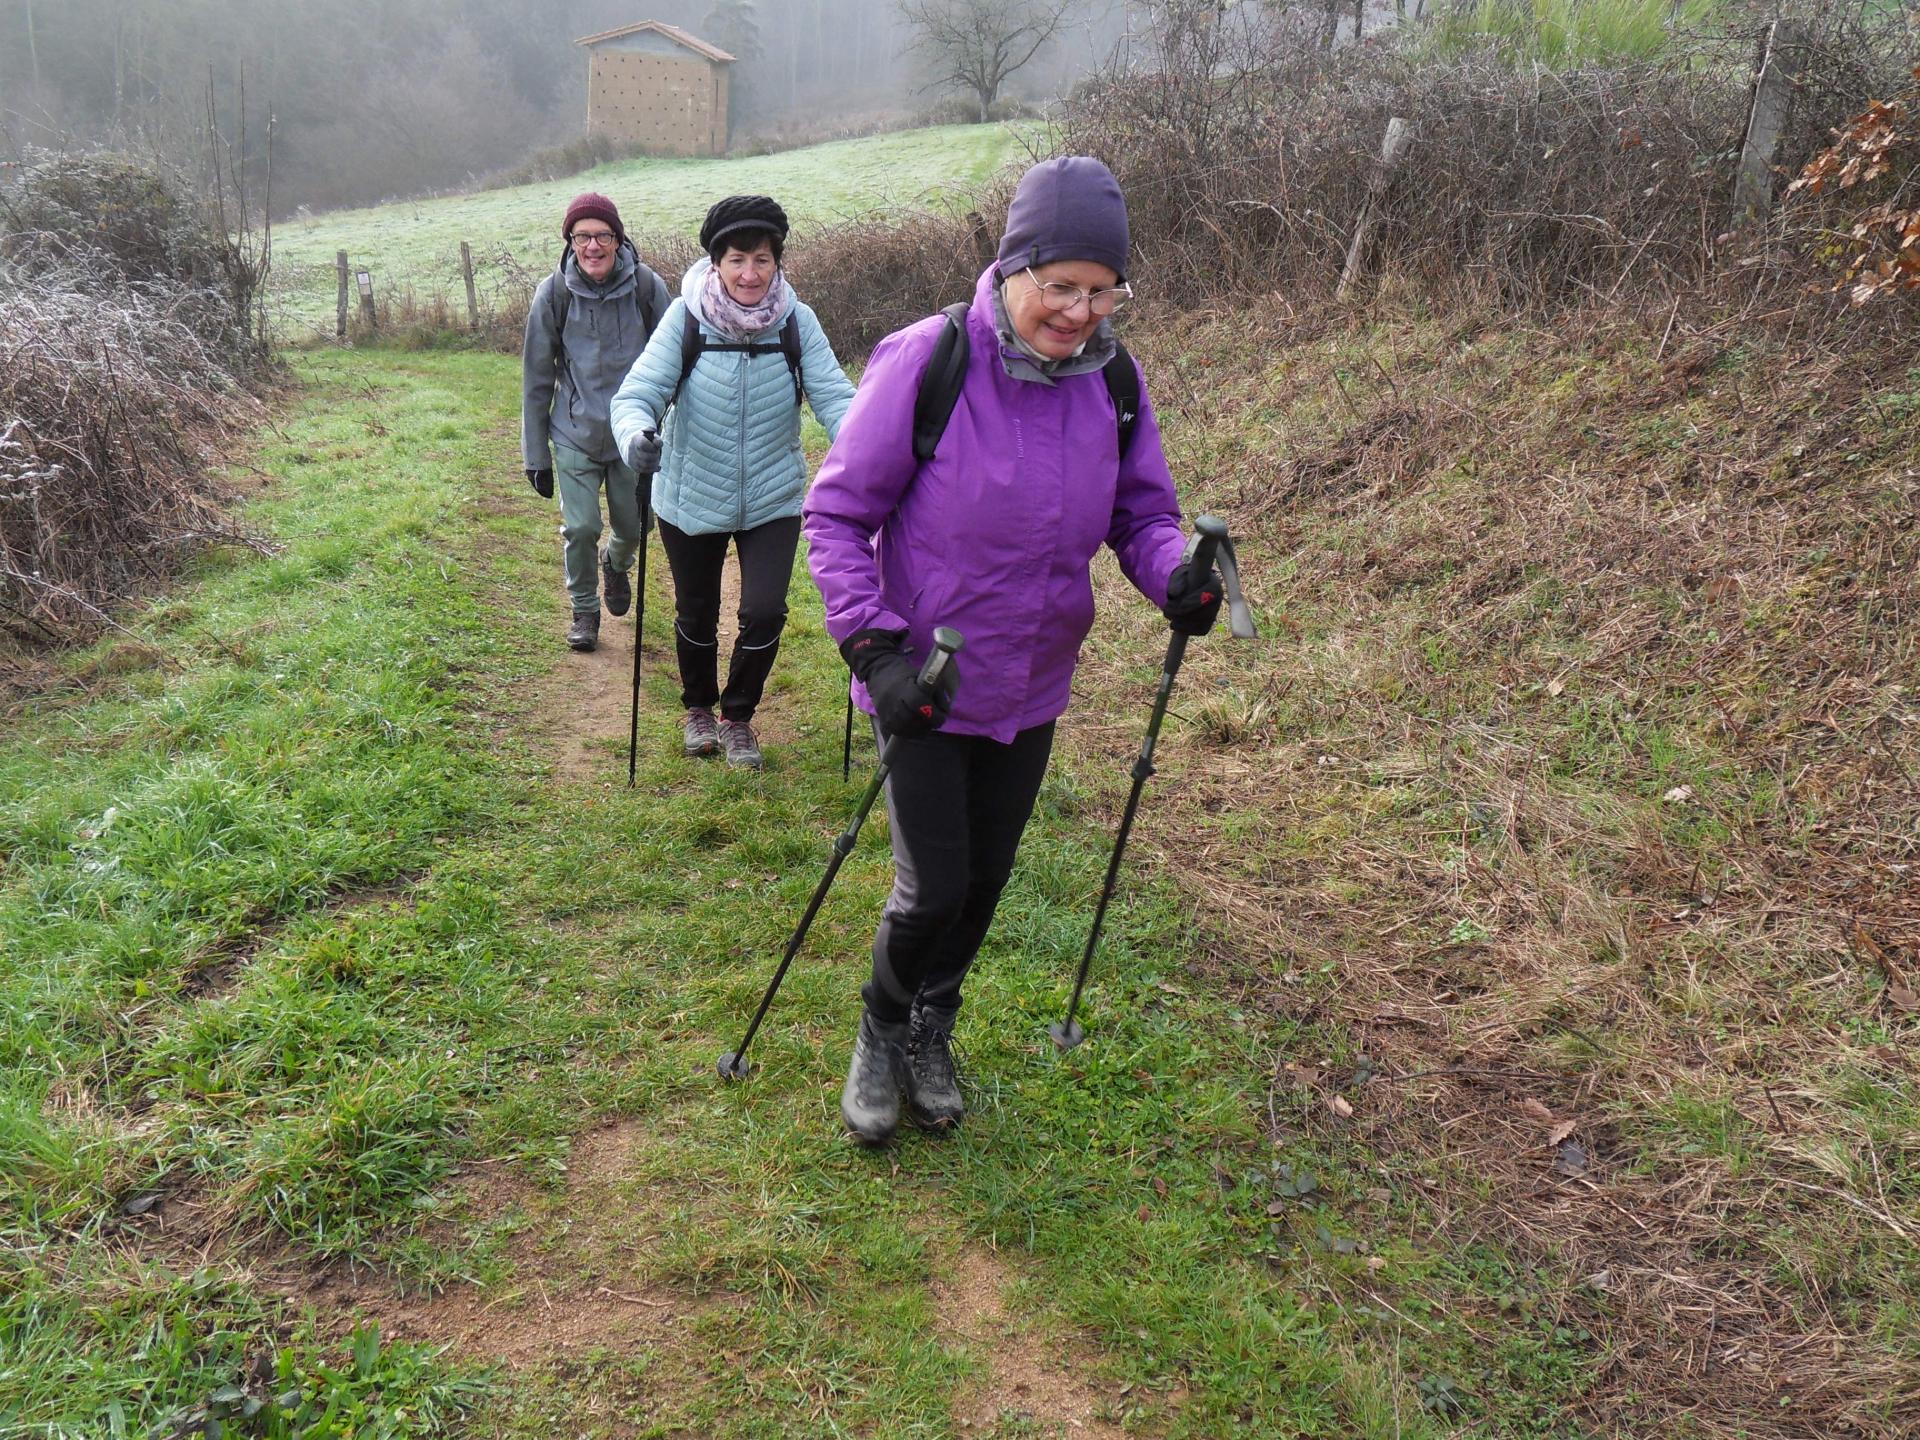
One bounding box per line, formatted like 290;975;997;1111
995;157;1130;281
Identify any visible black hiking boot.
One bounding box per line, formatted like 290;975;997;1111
567;610;600;652
840;1011;909;1146
600;544;631;618
905;1001;964;1130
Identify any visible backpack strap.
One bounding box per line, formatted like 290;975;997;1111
1103;342;1140;458
911;302;974;464
910;302;1138;463
779;312;803;409
665;307;805;414
633;256;662;338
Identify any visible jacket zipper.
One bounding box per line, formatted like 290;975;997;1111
737;350;750;531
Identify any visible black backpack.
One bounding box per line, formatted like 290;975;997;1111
663;307;804;415
547;241;664;348
910;302;1139;464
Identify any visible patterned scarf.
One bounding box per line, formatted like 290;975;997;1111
701;264;787;341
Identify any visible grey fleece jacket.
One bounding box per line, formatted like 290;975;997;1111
521;244;672;469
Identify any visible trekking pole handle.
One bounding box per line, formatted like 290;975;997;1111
918;626;964;690
1184;514;1229;579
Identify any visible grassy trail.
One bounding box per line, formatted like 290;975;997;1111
3;349;1482;1439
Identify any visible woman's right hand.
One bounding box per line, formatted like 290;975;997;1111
526;468;554;499
626;429;663;476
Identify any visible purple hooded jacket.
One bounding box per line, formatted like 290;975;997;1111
803;266;1188;743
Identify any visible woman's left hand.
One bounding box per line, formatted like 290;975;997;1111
1162;560;1223;637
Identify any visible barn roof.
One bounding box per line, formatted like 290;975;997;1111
572;21;735;63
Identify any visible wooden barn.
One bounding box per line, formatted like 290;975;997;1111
574;21;734;158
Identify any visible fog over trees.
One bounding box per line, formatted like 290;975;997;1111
0;0;1168;214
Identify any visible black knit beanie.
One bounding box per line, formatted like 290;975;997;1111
700;195;789;263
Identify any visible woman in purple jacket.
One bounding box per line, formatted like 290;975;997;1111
802;157;1222;1145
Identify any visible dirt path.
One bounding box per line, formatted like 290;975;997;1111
524;543;804;784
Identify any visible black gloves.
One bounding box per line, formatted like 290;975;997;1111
526;467;554;499
1162;558;1224;637
841;628;958;738
626;429;663;476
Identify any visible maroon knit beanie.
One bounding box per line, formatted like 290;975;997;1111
562;193;624;244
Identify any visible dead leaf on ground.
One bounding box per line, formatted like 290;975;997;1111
1517;1098;1555;1125
1327;1095;1355;1119
1547;1119;1578;1147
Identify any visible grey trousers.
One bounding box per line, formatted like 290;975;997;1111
555;444;645;615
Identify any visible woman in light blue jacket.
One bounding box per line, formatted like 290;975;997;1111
611;195;855;770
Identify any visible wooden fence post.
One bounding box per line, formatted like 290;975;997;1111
335;250;349;340
1732;20;1804;227
356;266;376;333
1338;116;1414;301
460;241;480;331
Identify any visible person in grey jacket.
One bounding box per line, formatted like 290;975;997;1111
609;195;856;769
523;192;672;652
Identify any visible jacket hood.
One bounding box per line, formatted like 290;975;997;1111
563;242;638;299
970;264;1115;384
681;255;797;334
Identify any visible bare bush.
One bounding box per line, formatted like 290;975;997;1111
0;151;272;650
1057;3;1914;311
1;150;272;372
0;276;267;646
786;206;1005;357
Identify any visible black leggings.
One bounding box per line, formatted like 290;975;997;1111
863;721;1056;1023
656;514;801;722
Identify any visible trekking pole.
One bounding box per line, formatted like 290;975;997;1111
1050;515;1257;1050
841;693;854;782
718;626;965;1081
628;440;656;789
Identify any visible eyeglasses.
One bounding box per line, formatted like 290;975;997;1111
570;230;617;250
1024;267;1133;317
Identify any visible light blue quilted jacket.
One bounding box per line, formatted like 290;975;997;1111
609;259;856;536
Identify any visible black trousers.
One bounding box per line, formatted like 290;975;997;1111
656;514;801;722
863;721;1056;1023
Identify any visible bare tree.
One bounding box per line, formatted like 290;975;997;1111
897;0;1074;123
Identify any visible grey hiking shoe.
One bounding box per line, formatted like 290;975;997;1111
718;718;763;770
683;707;720;757
600;545;631;618
841;1011;909;1146
906;1001;964;1130
567;610;600;652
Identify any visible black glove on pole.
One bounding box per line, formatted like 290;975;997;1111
842;628;959;737
527;468;554;499
1051;516;1230;1051
627;496;651;789
718;627;965;1082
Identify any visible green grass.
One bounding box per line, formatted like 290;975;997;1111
269;124;1026;338
0;347;1610;1437
1423;0;1725;65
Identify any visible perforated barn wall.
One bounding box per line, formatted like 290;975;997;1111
586;50;727;156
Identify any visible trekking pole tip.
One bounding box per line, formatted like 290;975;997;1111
1048;1020;1086;1051
716;1051;752;1081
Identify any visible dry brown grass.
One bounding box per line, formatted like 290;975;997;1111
1063;292;1918;1436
